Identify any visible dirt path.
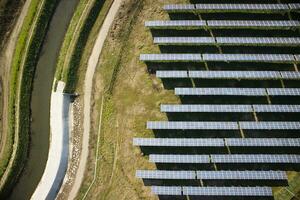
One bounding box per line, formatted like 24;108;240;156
0;0;32;164
69;0;122;199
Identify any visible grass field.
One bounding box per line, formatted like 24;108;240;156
59;0;300;199
77;0;188;199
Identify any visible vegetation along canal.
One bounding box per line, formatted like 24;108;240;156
8;0;79;199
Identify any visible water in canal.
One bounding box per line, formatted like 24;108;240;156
9;0;79;199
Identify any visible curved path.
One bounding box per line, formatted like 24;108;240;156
69;0;123;198
31;81;71;200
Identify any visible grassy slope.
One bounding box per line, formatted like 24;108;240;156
0;0;58;197
82;0;299;199
55;0;113;93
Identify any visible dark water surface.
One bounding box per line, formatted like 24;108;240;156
9;0;79;199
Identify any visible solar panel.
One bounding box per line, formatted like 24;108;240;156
145;20;300;29
133;138;225;147
239;121;300;130
211;154;300;163
280;71;300;80
163;4;195;11
253;104;300;112
207;20;300;28
267;88;300;96
151;186;182;195
216;37;300;46
195;4;288;11
182;186;273;196
161;104;253;112
196;170;287;180
136;170;196;179
154;37;215;45
149;154;210;163
289;3;300;10
140;54;202;61
154;37;300;46
161;104;300;113
145;20;206;28
175;88;267;96
202;54;295;62
225;138;300;147
147;121;238;130
156;71;188;78
188;71;281;79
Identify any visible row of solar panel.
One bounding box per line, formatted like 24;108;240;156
156;70;300;80
175;87;300;96
133;138;300;147
149;154;300;164
145;20;300;29
146;121;300;130
136;170;287;180
140;54;300;62
160;104;300;113
154;37;300;46
163;3;300;12
151;186;273;196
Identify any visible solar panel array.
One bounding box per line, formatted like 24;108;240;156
136;170;196;179
149;154;300;164
175;87;268;96
141;53;297;62
164;3;300;12
161;104;300;113
145;20;300;29
211;154;300;164
147;121;239;130
207;20;300;28
175;87;300;96
154;37;300;46
149;154;210;163
137;2;300;198
151;186;274;196
134;138;300;147
182;186;273;196
137;170;287;180
157;70;300;80
196;170;287;180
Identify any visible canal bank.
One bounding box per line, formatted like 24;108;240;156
8;0;79;199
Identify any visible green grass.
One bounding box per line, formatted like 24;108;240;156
274;172;300;200
0;0;58;197
55;0;113;93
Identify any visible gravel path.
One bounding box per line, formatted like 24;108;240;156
69;0;123;199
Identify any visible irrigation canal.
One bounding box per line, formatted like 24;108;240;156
8;0;79;199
